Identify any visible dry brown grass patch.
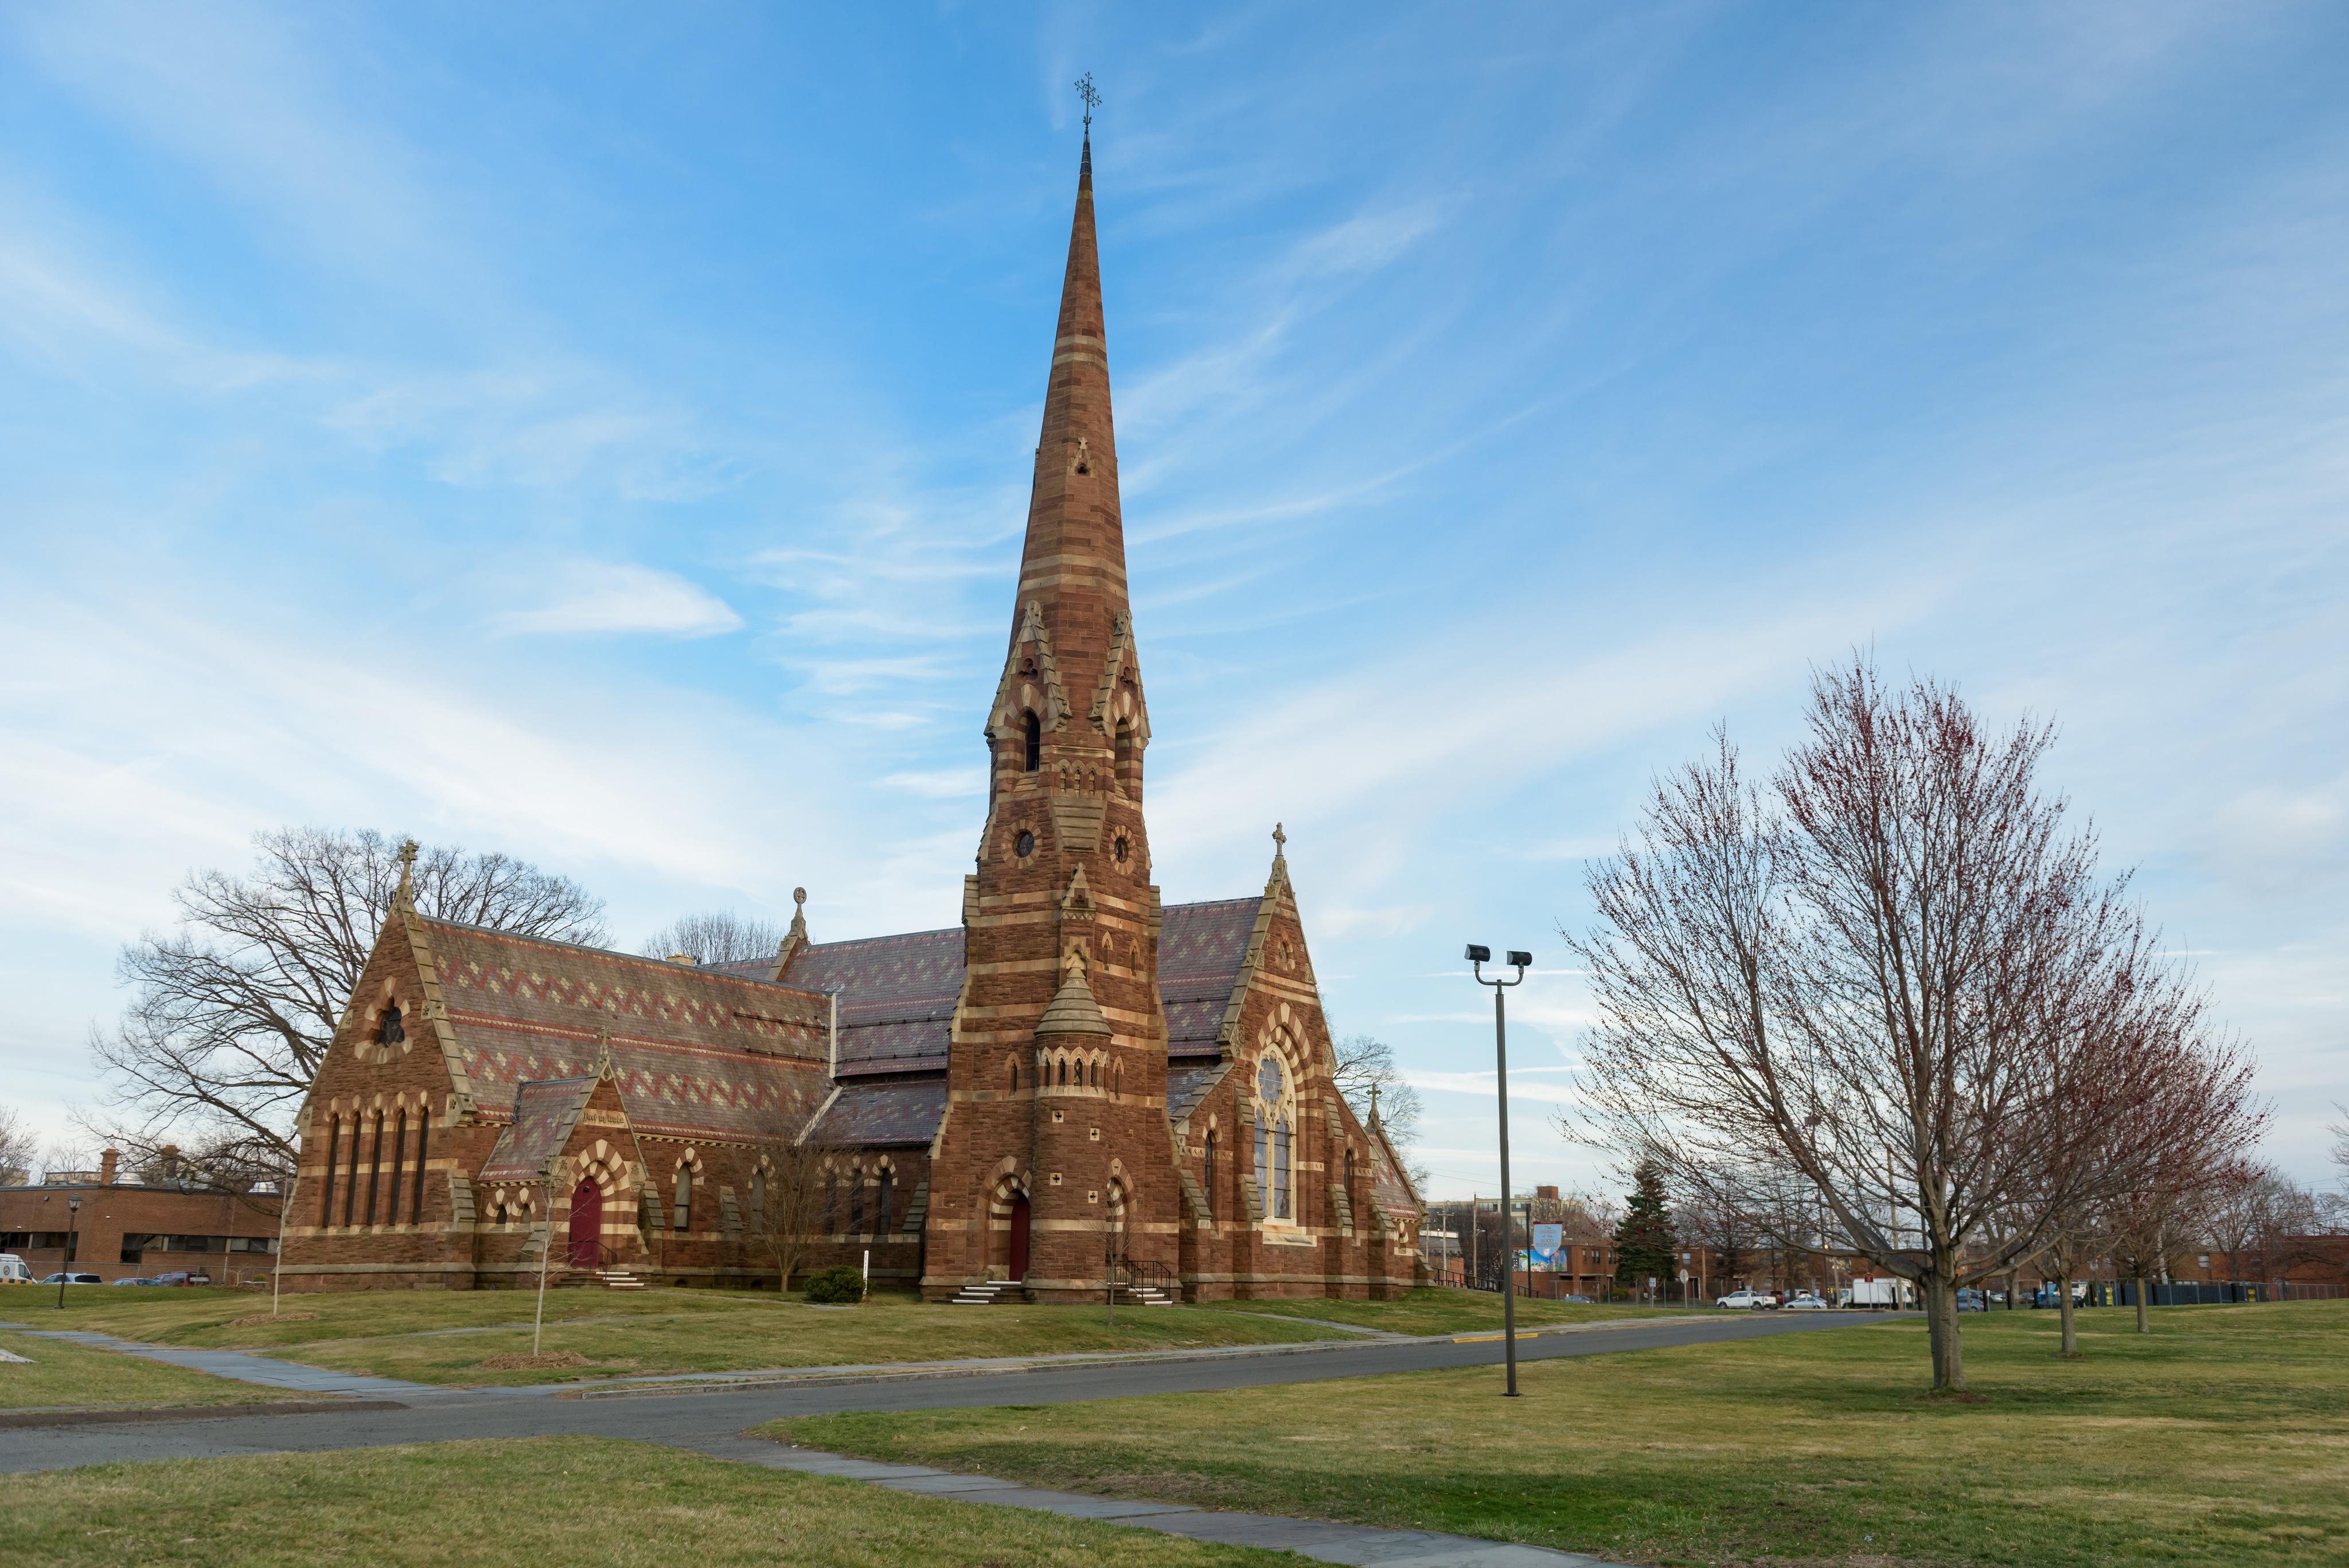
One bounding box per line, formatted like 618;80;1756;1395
479;1351;590;1370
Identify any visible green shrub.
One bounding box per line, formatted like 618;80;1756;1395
803;1265;865;1304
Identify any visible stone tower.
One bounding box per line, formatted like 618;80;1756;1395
924;132;1168;1301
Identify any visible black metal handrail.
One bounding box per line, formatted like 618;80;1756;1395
1118;1258;1176;1293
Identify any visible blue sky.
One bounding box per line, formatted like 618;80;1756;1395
2;2;2344;1196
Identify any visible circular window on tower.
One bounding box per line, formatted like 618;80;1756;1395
1015;830;1036;858
1111;832;1130;866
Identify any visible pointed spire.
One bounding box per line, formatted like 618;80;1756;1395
1011;127;1126;668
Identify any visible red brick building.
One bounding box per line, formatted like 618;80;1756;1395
276;134;1425;1301
1;1150;283;1284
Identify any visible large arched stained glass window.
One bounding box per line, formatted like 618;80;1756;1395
1254;1054;1294;1222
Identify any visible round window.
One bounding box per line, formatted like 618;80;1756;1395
1014;830;1036;857
1112;834;1130;865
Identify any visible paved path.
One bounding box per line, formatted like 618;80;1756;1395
2;1311;1889;1565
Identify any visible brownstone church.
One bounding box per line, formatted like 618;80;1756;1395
279;137;1426;1301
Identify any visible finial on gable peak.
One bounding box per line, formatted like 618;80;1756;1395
1271;822;1287;863
789;886;809;942
395;838;419;907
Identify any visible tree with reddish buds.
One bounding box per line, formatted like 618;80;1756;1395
1566;657;2261;1393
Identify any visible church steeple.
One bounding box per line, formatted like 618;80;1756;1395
986;125;1147;798
1016;130;1126;646
939;102;1172;1302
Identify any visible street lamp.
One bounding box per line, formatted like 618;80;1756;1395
57;1195;83;1309
1467;943;1532;1397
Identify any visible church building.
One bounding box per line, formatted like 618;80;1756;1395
278;135;1426;1301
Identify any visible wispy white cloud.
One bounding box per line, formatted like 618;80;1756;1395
883;768;986;799
488;563;744;639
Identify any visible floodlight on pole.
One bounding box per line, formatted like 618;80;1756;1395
1467;942;1529;1397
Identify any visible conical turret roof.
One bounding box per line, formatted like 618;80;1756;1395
1035;959;1113;1038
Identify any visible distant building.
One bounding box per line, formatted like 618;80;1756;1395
0;1148;282;1283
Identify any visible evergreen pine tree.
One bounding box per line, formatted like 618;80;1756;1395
1613;1159;1679;1296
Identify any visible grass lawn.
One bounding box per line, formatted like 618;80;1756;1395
0;1434;1285;1567
0;1328;289;1411
776;1301;2349;1567
1212;1287;1704;1336
18;1284;1349;1388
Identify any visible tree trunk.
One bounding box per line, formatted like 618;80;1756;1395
2135;1270;2152;1333
1923;1274;1966;1391
2057;1273;2079;1357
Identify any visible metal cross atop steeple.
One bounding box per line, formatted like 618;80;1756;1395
1074;72;1100;131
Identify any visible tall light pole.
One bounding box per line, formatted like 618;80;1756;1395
1467;943;1531;1398
57;1195;82;1309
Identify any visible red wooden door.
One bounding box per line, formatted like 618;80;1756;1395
1008;1194;1031;1280
568;1177;603;1268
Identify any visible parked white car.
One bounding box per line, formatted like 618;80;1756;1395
1783;1294;1829;1310
1715;1289;1776;1310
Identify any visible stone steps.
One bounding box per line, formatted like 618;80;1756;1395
949;1280;1023;1306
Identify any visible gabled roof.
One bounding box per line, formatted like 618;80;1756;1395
422;918;831;1142
1159;898;1260;1055
479;1076;596;1183
773;927;966;1078
810;1080;949;1148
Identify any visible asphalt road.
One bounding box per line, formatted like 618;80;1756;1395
2;1310;1886;1475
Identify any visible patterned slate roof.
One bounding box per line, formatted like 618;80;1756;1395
1160;898;1260;1053
479;1076;596;1182
422;918;832;1141
1166;1060;1230;1126
1367;1129;1418;1217
694;895;1262;1087
811;1081;949;1147
779;927;965;1078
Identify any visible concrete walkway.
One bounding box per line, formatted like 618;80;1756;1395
1;1323;444;1399
689;1431;1609;1566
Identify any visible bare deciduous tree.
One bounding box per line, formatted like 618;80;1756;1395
0;1106;36;1184
88;827;606;1187
642;911;787;968
1332;1033;1426;1185
1565;659;2261;1391
740;1082;838;1292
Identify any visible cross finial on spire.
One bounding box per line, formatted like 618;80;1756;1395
396;838;419;904
1271;822;1287;857
1074;72;1100;132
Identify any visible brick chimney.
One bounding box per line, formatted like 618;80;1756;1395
98;1148;119;1186
667;952;699;966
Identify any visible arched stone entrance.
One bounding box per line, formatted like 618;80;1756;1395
568;1176;603;1269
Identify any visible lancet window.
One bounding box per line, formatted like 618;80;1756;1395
1254;1054;1295;1223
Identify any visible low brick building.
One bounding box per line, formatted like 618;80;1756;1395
1;1150;283;1284
276;131;1425;1302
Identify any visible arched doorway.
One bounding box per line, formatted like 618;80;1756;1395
1008;1193;1032;1281
568;1177;603;1269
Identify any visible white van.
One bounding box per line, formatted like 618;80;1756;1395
0;1253;32;1285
